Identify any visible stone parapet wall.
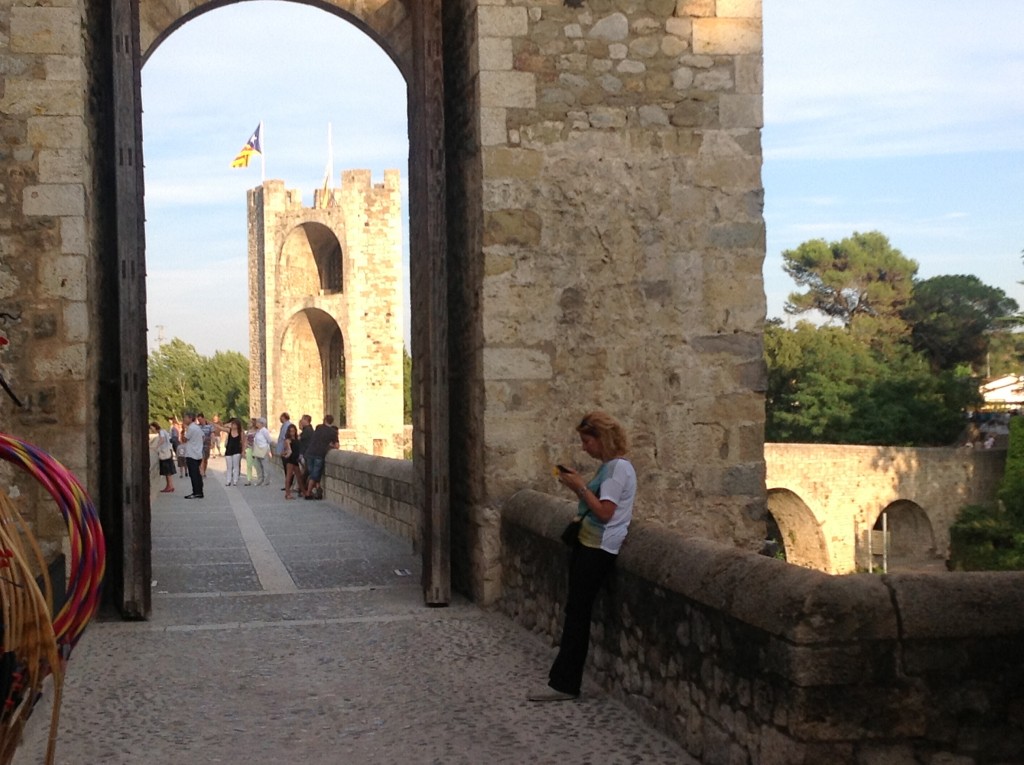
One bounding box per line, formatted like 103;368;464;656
323;450;418;548
500;489;1024;765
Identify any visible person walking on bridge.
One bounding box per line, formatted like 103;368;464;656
529;411;636;702
181;413;205;499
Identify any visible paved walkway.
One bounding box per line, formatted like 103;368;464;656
16;459;694;764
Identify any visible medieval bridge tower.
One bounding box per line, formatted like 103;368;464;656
248;170;405;459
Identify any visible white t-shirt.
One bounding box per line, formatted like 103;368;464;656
579;458;637;554
183;422;204;460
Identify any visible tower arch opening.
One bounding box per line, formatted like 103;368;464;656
279;308;346;427
281;223;343;296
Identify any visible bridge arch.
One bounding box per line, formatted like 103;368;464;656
766;488;831;572
872;499;938;567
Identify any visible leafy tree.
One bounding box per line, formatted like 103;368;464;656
198;350;249;420
765;320;875;442
147;338;205;420
765;320;976;445
999;416;1024;526
783;231;918;333
147;339;249;423
403;346;412;424
950;417;1024;571
985;330;1024;378
901;275;1020;372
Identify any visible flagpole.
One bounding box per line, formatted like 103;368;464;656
260;120;266;182
328;122;333;188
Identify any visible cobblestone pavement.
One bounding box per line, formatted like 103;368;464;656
16;461;695;764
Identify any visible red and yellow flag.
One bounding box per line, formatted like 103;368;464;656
231;123;263;168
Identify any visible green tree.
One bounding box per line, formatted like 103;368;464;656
147;338;205;420
403;346;412;424
765;320;876;442
197;350;249;420
147;339;249;423
783;231;918;336
901;274;1020;372
985;330;1024;378
765;321;975;446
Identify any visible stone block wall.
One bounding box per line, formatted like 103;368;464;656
500;489;1024;765
0;0;105;559
323;449;419;549
443;0;767;601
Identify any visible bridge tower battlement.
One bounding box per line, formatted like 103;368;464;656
247;171;404;458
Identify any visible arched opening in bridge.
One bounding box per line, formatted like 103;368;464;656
765;488;831;572
280;308;346;428
872;500;937;571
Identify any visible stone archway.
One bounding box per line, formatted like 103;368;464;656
766;488;832;572
873;500;938;570
279;309;346;427
103;0;449;615
281;223;344;297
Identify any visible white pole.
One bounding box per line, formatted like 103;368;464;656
328;122;334;185
260;120;266;183
882;511;888;574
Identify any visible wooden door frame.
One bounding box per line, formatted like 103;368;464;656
103;0;451;612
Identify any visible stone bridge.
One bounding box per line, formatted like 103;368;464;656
765;443;1006;574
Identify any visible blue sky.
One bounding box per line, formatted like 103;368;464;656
142;1;1024;356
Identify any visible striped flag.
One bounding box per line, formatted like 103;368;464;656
231;123;263;168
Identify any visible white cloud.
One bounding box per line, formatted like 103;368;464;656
765;0;1024;159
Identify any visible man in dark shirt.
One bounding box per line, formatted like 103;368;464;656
304;414;339;500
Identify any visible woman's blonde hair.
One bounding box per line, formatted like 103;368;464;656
576;410;629;458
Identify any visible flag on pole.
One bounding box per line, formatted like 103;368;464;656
231;123;263;168
319;123;334;208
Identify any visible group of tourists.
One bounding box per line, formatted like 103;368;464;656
150;410;340;500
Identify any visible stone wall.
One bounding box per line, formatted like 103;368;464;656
0;0;106;559
323;449;419;548
442;0;768;602
500;489;1024;765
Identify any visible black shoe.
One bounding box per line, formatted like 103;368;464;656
184;493;204;499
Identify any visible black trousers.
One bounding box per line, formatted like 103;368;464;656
186;457;204;496
548;543;617;696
